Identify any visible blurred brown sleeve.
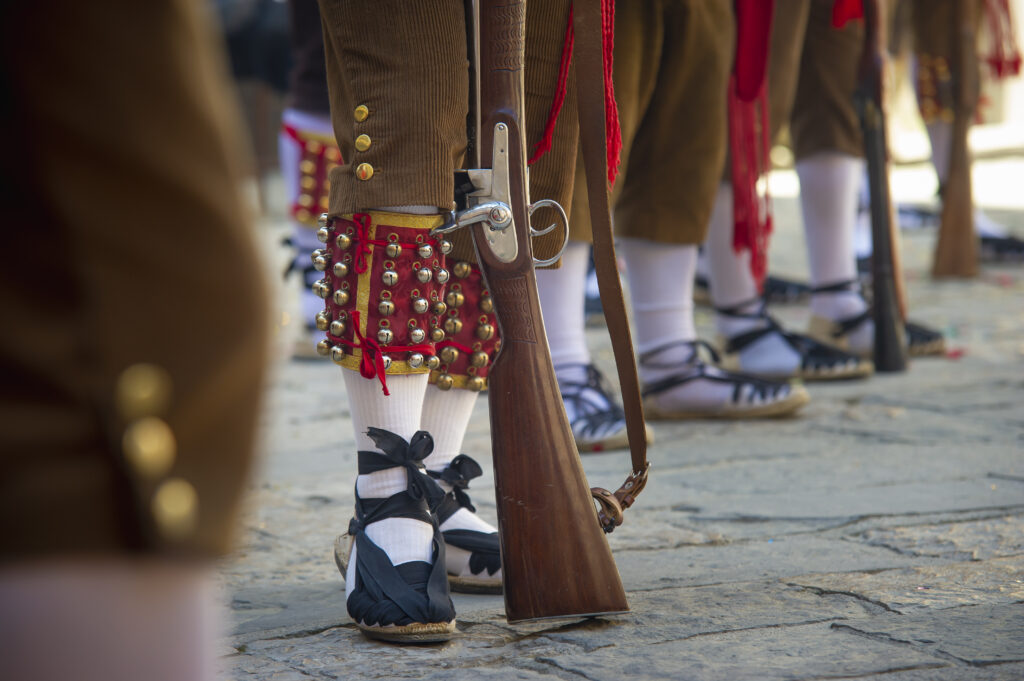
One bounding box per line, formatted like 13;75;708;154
0;0;269;560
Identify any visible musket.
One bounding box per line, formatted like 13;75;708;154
932;0;980;278
855;0;908;372
435;0;647;622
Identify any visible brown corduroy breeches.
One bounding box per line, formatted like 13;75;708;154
573;0;736;247
318;0;576;263
769;0;865;161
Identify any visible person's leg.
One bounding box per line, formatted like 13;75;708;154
0;561;217;681
317;0;471;640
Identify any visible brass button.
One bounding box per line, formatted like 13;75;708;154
151;478;199;541
355;163;374;181
354;134;372;152
354;105;369;122
123;416;176;479
116;363;171;420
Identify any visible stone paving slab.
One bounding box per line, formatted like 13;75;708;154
222;175;1024;679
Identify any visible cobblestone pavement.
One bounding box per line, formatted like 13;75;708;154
219;163;1024;680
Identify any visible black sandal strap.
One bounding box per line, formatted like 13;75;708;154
358;428;445;510
717;304;860;372
427;454;500;578
441;529;501;577
809;279;861;295
346;429;454;627
556;364;627;438
428;454;483;517
639;341;788;405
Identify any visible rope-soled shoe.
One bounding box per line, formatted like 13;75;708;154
640;341;809;420
806;280;947;358
336;452;504;595
557;364;653;452
338;428;455;643
428;455;502;594
717;302;874;381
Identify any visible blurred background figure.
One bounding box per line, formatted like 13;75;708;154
0;1;269;680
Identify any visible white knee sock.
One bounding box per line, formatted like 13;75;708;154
536;240;592;368
620;237;697;354
927;121;1006;238
798;153;872;352
419;385;497;578
706;183;759;312
343;370;433;587
420;385;478;473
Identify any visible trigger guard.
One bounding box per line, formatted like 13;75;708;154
529;199;570;268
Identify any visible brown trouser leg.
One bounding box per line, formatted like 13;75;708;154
572;0;735;246
769;0;865;161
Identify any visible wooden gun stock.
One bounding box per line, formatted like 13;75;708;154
932;0;979;278
857;0;907;372
472;0;628;623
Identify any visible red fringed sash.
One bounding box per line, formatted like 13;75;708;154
729;0;775;289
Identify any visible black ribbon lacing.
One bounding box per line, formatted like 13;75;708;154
428;454;501;578
717;299;858;372
556;364;628;440
346;428;454;627
639;340;789;405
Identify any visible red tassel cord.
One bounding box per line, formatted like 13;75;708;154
529;2;621;186
983;0;1022;78
729;0;775;290
337;311;434;396
529;6;575;166
831;0;863;28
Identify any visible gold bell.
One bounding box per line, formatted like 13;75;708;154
416;267;432;283
377;328;394;345
385;243;402;258
479;296;494;313
311;248;327;263
470;351;489;368
476;323;495;341
446;291;465;308
425;355;441;370
408;353;424;368
453;261;472;278
435;268;450;284
316;227;330;243
333;289;350;306
123;416;176;479
336;233;352;250
382;270;399;286
435;373;454;390
318;213;329;229
429;327;446;343
432;301;447;316
409;328;426;344
151;478;199;541
333;262;349;278
329;320;346;337
115;363;172;420
439;346;460;365
417;244;433;258
412;298;429;314
378;300;395;316
315;312;330;331
467;376;486;392
444;318;463;335
312;280;329;299
316;340;331;356
438;239;453;254
381;355;393;370
330;345;345;362
313;255;328;271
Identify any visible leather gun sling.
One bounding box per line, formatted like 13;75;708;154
573;0;650;525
